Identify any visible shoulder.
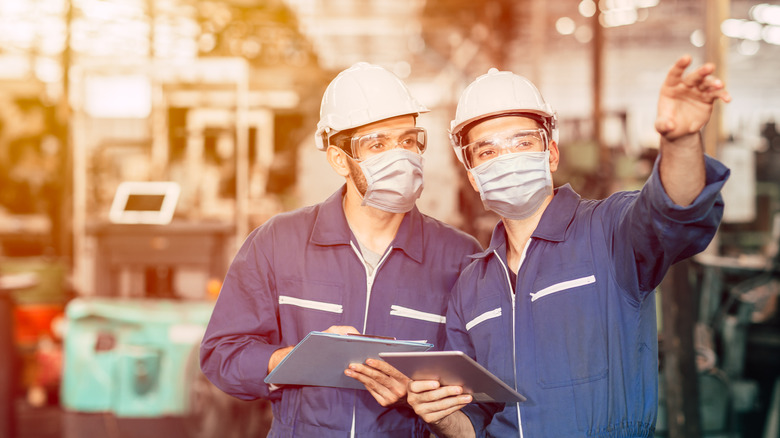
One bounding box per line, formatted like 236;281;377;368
418;213;481;251
246;202;322;243
263;203;320;227
569;189;640;221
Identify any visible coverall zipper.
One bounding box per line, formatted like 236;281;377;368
494;238;530;438
348;242;392;438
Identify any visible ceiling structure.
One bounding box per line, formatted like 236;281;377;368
281;0;780;138
283;0;706;76
282;0;777;79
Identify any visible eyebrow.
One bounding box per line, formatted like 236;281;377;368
397;128;418;136
474;139;499;148
367;128;418;138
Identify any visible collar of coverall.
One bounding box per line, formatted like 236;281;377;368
469;183;580;261
309;184;424;264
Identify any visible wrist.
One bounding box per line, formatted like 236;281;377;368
268;345;294;373
661;131;702;151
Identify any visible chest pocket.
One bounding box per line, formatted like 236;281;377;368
278;278;344;336
530;265;607;388
387;286;449;346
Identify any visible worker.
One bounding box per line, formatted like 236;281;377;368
199;62;482;437
405;55;731;437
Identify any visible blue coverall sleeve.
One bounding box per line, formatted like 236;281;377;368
199;226;283;400
610;155;730;298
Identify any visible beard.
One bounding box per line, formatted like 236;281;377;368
346;156;368;196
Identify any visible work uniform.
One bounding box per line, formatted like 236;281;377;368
200;185;481;438
447;156;729;437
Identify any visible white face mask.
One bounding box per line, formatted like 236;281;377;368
469;150;552;220
358;148;424;213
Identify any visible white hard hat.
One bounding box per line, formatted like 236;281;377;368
315;62;429;151
449;68;558;164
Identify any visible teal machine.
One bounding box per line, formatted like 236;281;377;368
61;298;213;418
61;223;271;438
61;299;272;438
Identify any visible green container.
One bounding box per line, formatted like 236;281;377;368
60;297;214;417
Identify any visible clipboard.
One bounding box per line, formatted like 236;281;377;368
264;331;433;390
379;351;526;403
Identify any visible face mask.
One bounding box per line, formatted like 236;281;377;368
358;148;424;213
469;150;552;220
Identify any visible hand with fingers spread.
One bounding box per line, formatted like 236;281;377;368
406;380;475;438
345;358;411;407
655;54;732;141
655;55;732;206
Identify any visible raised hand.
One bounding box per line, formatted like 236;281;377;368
655;55;732;142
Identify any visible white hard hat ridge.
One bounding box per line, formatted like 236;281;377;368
314;62;429;151
449;67;558;164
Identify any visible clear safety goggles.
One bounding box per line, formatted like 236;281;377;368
461;128;548;169
343;127;427;161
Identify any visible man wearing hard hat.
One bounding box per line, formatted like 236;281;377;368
406;55;731;437
199;63;481;437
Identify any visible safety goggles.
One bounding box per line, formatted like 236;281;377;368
461;128;548;169
341;127;427;161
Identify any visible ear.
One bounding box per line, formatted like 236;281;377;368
548;140;560;173
466;170;480;193
327;146;351;178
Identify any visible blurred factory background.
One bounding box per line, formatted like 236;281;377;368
0;0;778;437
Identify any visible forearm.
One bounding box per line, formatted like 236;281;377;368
658;131;705;206
429;411;476;438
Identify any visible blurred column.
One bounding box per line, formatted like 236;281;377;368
661;259;702;438
529;0;547;86
149;78;169;180
57;0;74;265
701;2;729;255
592;7;611;198
0;274;36;438
0;289;15;438
185;123;206;219
704;0;730;158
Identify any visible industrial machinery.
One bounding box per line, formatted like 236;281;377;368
59;57;293;438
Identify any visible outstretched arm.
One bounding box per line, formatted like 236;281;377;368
655;55;731;206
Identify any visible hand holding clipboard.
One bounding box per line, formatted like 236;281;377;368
379;351;525;403
264;331;432;390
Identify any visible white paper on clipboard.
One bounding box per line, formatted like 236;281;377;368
264;331;433;390
379;350;526;403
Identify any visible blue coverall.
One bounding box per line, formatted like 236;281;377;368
200;186;481;437
447;156;729;437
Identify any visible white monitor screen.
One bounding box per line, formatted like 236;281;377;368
109;181;180;225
